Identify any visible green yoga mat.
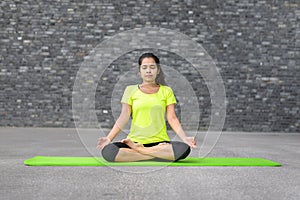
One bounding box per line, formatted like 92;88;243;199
24;156;281;167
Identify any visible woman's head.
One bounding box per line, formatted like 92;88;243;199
138;53;166;85
138;52;160;66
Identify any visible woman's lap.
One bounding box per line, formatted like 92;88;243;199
101;141;191;162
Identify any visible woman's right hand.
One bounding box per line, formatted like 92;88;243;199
96;137;111;150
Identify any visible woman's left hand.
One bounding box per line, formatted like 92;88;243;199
183;136;197;148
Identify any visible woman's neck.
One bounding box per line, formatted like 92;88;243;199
140;82;158;87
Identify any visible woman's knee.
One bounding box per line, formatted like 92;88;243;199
171;141;191;161
101;143;120;162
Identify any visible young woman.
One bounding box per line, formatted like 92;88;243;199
97;53;197;162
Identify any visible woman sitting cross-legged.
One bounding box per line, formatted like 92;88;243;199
97;52;197;162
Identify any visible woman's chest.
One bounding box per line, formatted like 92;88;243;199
131;93;167;109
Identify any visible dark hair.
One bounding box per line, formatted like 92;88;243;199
138;53;167;85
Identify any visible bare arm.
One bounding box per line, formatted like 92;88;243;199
107;103;132;141
166;104;197;148
97;103;131;149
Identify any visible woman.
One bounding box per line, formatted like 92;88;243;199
97;53;196;162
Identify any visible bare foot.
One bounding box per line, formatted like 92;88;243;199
158;142;168;146
121;139;144;151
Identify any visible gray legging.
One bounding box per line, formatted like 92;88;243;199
101;141;191;162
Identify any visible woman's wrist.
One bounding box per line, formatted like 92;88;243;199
182;137;189;143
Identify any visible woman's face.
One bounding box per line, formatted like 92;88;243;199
139;57;159;84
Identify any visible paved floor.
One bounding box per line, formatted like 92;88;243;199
0;127;299;200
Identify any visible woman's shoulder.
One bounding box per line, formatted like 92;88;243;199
123;84;139;94
160;84;174;92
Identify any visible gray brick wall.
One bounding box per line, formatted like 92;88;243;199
0;0;299;132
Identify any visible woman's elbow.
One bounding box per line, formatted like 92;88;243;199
119;113;130;122
167;115;178;124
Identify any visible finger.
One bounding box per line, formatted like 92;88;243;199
97;144;105;150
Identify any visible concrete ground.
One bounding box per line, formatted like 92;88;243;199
0;127;299;200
